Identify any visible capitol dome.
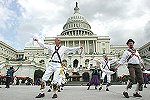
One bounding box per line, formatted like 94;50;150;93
61;2;94;36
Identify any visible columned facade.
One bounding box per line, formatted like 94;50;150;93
45;4;115;69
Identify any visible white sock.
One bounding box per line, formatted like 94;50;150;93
135;83;139;94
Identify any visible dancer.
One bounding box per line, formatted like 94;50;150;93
143;71;148;88
34;37;82;98
5;65;20;88
57;63;66;92
99;55;117;91
87;66;100;90
115;39;145;98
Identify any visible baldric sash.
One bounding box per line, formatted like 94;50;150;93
127;49;140;62
51;46;61;63
102;60;109;69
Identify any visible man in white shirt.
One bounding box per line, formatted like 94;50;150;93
99;55;116;91
115;39;145;98
34;37;82;98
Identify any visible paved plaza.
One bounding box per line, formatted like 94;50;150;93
0;85;149;100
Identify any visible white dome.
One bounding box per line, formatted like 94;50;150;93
61;2;94;36
67;12;87;23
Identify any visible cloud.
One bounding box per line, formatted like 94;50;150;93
14;0;67;49
0;0;149;50
144;21;150;39
0;34;5;41
77;0;150;47
0;1;15;29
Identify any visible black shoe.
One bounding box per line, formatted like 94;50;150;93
127;82;133;89
58;89;61;92
87;86;90;90
47;89;51;92
133;92;142;97
61;88;63;90
95;87;97;90
35;93;45;98
5;87;9;88
52;93;57;98
138;85;143;91
106;88;109;91
99;86;102;91
106;83;111;87
144;86;147;88
123;91;129;98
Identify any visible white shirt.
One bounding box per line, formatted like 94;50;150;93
119;49;143;65
38;42;80;61
100;59;116;71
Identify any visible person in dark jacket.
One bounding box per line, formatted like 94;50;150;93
5;65;20;88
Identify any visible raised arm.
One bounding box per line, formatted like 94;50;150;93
33;38;50;49
14;64;21;72
65;46;82;54
0;63;4;70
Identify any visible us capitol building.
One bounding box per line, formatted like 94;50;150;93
0;3;130;81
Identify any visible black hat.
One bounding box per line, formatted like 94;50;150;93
126;39;135;45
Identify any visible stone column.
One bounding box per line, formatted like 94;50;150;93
96;41;98;53
85;40;87;53
65;41;67;46
93;40;95;53
67;41;69;47
97;42;100;53
79;40;81;46
73;40;75;47
87;40;89;54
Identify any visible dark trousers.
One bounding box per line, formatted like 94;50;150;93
128;64;143;85
6;77;12;88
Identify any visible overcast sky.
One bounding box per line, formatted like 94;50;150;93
0;0;150;50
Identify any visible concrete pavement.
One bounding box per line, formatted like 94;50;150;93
0;85;149;100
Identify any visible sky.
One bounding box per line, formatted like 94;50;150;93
0;0;150;50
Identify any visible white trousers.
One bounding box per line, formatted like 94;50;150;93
58;75;62;85
57;74;66;85
101;71;111;83
42;62;61;84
